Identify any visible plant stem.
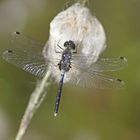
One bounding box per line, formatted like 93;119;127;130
15;70;51;140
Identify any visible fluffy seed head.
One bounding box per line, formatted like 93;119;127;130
43;2;106;82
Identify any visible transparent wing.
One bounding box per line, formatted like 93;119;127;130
72;55;127;72
92;57;128;72
2;50;47;77
68;70;125;89
69;56;126;88
10;31;45;53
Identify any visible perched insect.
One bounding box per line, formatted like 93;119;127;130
2;32;127;116
3;2;127;140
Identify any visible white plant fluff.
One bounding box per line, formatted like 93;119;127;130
15;1;106;140
43;2;106;83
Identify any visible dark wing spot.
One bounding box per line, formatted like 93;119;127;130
7;50;13;53
120;56;124;60
15;31;21;35
117;79;122;82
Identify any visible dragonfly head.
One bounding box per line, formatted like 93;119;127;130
64;40;76;50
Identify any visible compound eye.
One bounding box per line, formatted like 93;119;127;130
69;40;75;50
64;41;69;47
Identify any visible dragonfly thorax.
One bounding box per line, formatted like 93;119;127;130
58;49;72;72
58;41;75;72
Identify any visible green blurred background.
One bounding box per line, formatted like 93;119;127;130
0;0;140;140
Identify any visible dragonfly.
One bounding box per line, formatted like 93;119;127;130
2;31;127;116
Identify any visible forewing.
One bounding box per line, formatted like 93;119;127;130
10;32;45;53
72;55;127;72
2;50;47;77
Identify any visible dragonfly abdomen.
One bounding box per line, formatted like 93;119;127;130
54;71;65;116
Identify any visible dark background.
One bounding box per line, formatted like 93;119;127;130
0;0;140;140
